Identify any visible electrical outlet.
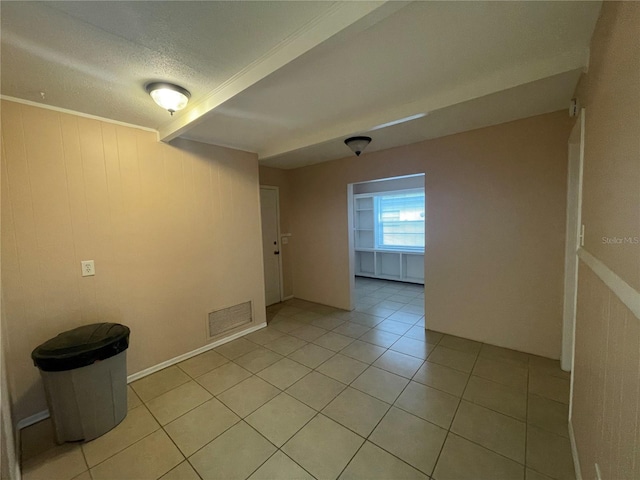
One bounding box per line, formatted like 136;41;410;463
81;260;95;277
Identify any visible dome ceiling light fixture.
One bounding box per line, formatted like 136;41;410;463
146;82;191;116
344;136;372;157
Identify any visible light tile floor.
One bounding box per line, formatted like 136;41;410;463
21;278;574;480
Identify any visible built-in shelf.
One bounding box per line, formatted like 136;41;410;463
355;249;424;284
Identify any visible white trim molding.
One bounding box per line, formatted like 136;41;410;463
577;247;640;319
16;322;267;430
0;96;158;135
569;420;583;480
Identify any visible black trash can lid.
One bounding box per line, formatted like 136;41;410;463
32;323;130;372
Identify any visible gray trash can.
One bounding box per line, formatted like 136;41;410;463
32;323;130;443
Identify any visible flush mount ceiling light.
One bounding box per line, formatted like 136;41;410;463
344;136;372;157
145;82;190;115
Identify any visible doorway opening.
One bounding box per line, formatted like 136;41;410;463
348;174;426;313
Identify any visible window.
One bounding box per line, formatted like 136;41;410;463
375;190;425;250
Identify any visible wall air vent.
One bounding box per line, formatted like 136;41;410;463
208;301;252;339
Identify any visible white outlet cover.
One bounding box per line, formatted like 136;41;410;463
81;260;95;277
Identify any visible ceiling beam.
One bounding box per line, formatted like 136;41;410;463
158;1;405;142
258;48;589;160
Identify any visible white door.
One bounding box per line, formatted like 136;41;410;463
260;187;282;306
562;109;585;372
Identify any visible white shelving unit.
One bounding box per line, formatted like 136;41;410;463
353;195;425;284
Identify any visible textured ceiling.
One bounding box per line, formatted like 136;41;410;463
1;1;602;167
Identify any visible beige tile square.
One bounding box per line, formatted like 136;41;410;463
390;337;433;360
127;386;142;411
189;422;276;480
351;366;409;404
71;471;91;480
286;371;346;410
529;356;570;379
131;366;190;402
412;361;469;397
312;316;346;330
526;426;575;480
271;318;305;334
333;322;371;338
264;334;308;355
479;344;530;367
282;415;364;480
463;376;527;421
164;398;240;456
290;324;328;342
400;304;424;315
159;461;201;480
178;349;228;378
246;393;316;446
395;381;459;429
439;335;482;354
20;418;56;462
527;394;569;438
526;468;555;480
82;405;160;467
428;346;477;373
277;306;304;317
340;340;386;364
433;433;524;480
349;312;385;327
317;354;368;384
323;387;390;437
248;451;314;480
473;356;528;391
215;338;260;360
146;381;212;425
22;444;87;480
234;347;283;373
195;362;252;395
359;329;401;348
370;407;446;475
529;374;570;404
289;343;335;368
90;430;183;480
404;327;443;345
388;311;422;325
244;327;285;345
313;331;355;352
361;305;396;319
377;300;406;311
257;358;311;390
291;311;323;323
340;441;428;480
217;376;280;417
451;401;526;463
373;350;423;378
375;320;412;336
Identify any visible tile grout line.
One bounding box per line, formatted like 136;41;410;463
428;336;480;479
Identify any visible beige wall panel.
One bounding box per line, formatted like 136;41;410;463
571;3;640;479
284;112;571;359
1;101;266;421
575;1;640;291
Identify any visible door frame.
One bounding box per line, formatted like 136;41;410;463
562;108;585;374
260;185;284;305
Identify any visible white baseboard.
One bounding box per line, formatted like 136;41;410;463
16;409;50;431
126;322;266;382
16;322;267;430
568;419;583;480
